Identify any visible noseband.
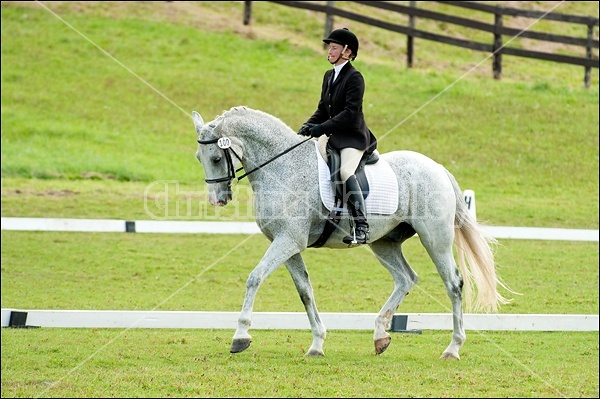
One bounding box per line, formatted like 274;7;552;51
197;135;312;184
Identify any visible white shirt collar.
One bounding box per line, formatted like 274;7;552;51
333;61;348;81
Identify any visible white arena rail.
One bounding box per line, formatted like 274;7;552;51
1;217;598;241
2;309;598;332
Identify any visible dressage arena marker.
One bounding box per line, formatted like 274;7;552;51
1;217;598;241
463;189;477;220
2;309;598;332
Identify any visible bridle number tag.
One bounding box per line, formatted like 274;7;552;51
217;137;231;149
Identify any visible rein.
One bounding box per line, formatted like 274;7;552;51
197;135;313;183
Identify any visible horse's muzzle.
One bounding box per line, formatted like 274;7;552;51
208;184;233;206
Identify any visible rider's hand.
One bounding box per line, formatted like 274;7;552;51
297;123;312;136
310;124;324;138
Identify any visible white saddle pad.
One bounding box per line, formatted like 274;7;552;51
314;141;398;215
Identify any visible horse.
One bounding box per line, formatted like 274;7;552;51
192;106;512;359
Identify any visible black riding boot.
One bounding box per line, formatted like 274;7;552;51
342;175;370;245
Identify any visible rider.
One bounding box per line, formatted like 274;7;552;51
298;27;377;245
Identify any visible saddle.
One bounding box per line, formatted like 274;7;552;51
309;141;379;248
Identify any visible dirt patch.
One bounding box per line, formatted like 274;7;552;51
36;189;79;197
5;189;79;197
80;172;116;180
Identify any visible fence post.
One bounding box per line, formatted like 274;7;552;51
243;1;252;26
324;1;335;48
407;1;416;68
492;9;503;80
584;23;593;88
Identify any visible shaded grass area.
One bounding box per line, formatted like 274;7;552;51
1;328;598;397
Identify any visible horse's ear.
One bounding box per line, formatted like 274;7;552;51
192;111;204;128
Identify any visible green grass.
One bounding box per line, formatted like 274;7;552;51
1;2;599;228
1;232;598;314
1;329;597;398
0;229;598;398
1;2;599;398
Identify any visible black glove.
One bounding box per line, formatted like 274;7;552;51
310;124;324;138
297;123;313;136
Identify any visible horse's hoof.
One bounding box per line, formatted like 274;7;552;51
440;351;460;360
305;349;325;357
230;338;252;353
374;336;391;355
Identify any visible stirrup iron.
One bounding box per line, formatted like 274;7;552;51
344;227;359;247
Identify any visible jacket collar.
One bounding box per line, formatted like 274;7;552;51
331;62;353;87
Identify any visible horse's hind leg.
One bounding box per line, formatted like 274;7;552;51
285;254;326;357
369;239;418;355
429;246;465;360
415;220;465;360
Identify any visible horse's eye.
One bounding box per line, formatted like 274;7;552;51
212;156;222;164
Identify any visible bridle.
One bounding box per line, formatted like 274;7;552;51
196;136;242;184
197;134;312;184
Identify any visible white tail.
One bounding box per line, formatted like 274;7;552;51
448;173;516;312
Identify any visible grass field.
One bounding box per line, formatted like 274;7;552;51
1;232;598;314
1;2;598;228
1;328;597;397
1;231;598;397
1;1;598;398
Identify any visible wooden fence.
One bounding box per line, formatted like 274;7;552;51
243;1;599;87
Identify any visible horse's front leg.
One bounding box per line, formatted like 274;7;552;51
285;253;326;357
230;236;301;354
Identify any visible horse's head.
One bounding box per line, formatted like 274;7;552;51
193;111;243;206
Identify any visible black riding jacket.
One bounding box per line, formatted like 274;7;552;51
305;62;377;154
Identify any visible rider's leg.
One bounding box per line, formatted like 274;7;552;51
339;148;369;245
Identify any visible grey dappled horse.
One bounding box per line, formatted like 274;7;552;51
193;106;511;359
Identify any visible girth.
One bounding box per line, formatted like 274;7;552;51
308;144;379;248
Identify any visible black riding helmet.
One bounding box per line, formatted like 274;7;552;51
323;28;359;60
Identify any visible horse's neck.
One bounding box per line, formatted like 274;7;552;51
229;116;299;169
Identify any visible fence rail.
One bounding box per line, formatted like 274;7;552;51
244;1;599;87
2;217;598;242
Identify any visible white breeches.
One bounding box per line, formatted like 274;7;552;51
339;148;365;182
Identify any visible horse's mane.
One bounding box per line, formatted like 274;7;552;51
220;106;296;138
